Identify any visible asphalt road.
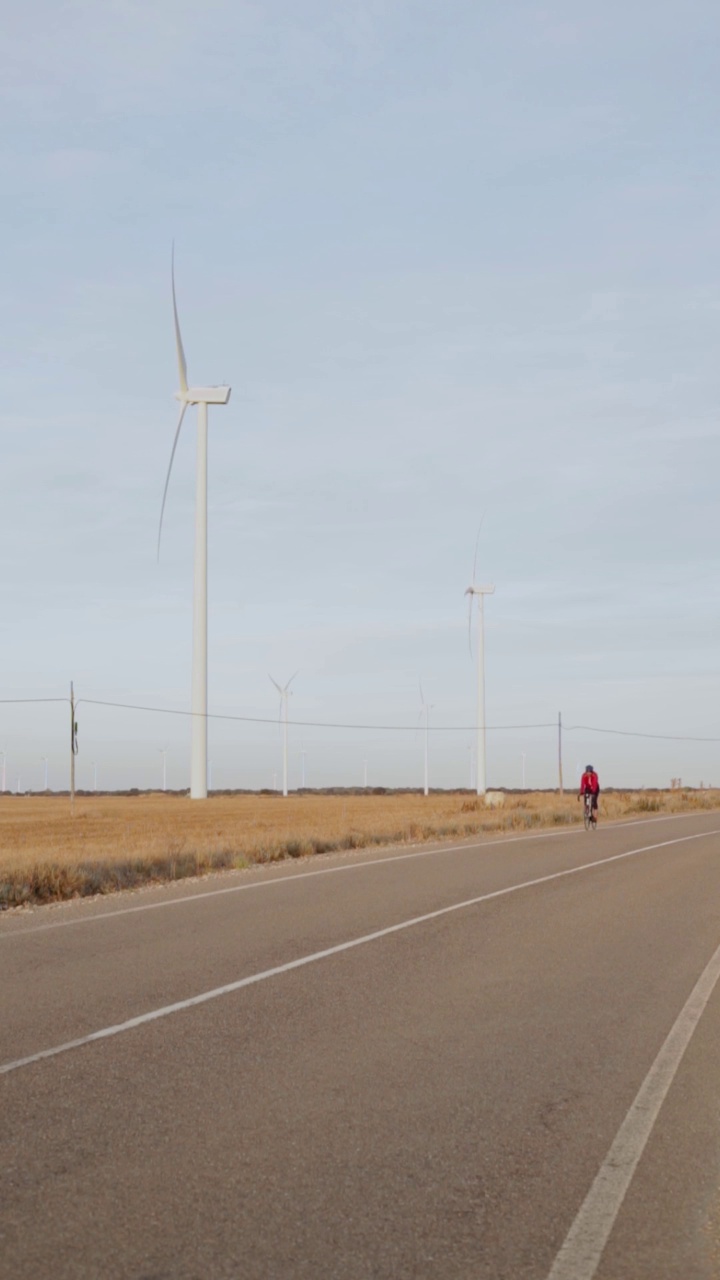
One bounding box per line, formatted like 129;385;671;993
3;811;720;1279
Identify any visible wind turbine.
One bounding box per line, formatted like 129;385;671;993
42;756;48;792
157;249;231;801
465;529;494;797
159;746;168;792
419;680;433;797
269;673;297;798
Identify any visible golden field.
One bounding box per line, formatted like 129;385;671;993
0;788;717;908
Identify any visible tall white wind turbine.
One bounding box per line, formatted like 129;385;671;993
158;249;231;801
465;533;494;797
269;673;297;798
159;746;168;793
419;680;433;797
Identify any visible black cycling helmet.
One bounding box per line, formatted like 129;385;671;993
585;765;594;772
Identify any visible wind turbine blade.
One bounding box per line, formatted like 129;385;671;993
286;670;299;692
419;678;425;707
471;511;486;587
269;675;282;694
157;400;188;560
171;244;189;397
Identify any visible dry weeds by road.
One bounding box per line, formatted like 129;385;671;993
0;789;717;908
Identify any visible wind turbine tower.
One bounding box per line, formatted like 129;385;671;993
158;250;231;800
419;681;433;797
465;568;495;797
159;746;168;793
269;673;297;798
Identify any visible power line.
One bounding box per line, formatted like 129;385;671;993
566;724;720;743
79;698;556;733
2;695;718;743
0;701;67;711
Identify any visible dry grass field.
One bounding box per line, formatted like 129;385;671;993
0;788;717;908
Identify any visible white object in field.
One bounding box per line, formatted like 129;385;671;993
159;746;168;792
484;790;505;808
269;673;298;798
42;756;48;791
157;249;232;801
465;531;495;796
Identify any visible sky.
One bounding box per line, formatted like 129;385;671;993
1;0;719;793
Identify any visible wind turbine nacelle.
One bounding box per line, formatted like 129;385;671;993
178;386;232;405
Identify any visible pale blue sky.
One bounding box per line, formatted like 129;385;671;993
1;0;719;791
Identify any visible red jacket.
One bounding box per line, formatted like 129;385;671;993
580;771;600;794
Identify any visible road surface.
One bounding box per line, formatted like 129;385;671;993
2;810;720;1278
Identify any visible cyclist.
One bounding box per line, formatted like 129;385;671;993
578;765;600;822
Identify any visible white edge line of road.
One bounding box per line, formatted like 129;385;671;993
1;810;713;940
545;930;720;1280
2;827;718;1078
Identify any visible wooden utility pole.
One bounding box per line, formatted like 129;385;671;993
558;710;564;795
70;682;78;812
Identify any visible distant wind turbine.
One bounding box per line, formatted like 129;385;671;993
157;248;231;801
42;756;48;792
159;746;168;793
419;680;433;797
269;673;298;798
465;526;494;796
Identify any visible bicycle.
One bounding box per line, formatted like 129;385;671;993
582;791;597;831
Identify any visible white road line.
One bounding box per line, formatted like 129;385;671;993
0;810;710;940
2;828;717;1078
545;933;720;1280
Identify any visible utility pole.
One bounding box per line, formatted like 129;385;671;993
558;711;564;795
70;682;78;812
